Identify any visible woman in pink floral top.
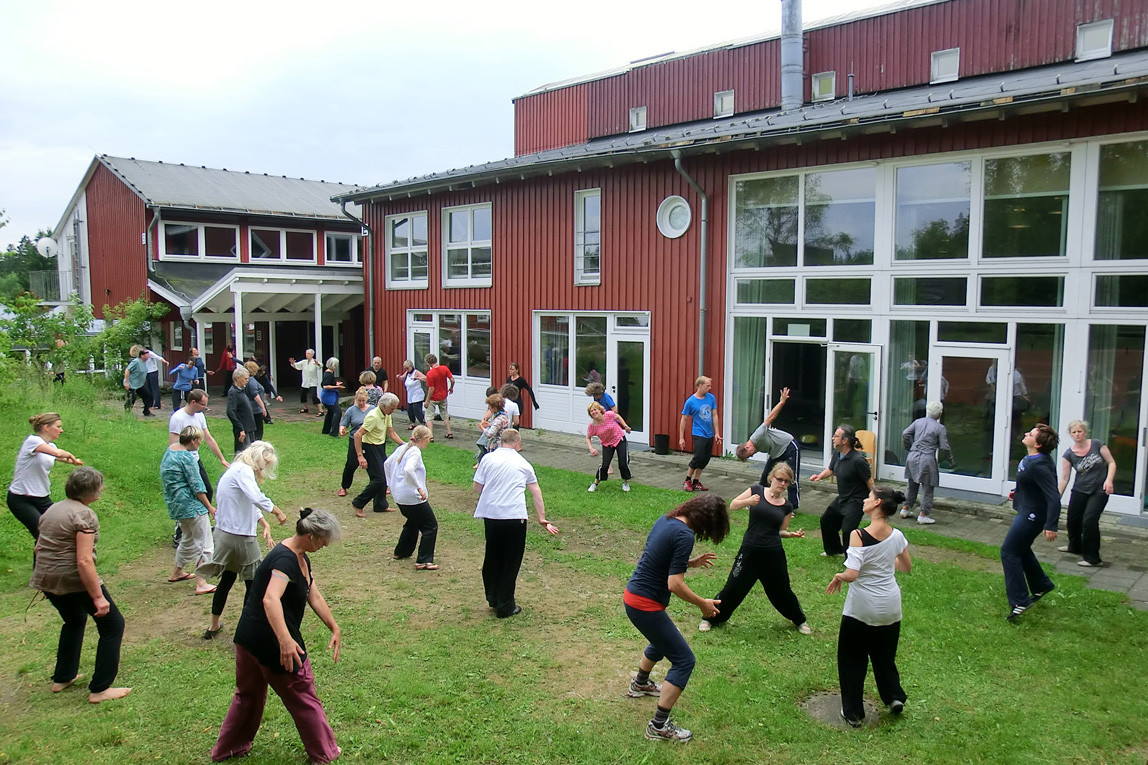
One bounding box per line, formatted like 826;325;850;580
585;402;633;493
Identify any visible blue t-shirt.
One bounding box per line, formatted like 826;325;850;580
626;515;695;608
681;392;717;438
597;391;616;410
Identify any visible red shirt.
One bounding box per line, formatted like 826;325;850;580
425;365;453;402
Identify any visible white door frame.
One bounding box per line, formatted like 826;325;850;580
607;332;651;443
826;342;884;470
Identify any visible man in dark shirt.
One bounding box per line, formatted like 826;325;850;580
363;356;389;393
226;368;258;455
810;424;873;555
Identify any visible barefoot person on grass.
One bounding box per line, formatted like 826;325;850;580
623;494;729;742
162;426;218;595
31;467;131;704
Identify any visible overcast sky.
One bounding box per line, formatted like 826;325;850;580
0;0;894;248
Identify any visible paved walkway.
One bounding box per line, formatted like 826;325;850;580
209;397;1148;610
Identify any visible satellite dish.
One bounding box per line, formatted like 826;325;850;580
36;237;59;258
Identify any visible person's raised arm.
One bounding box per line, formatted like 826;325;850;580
729;487;759;512
763;387;791;427
34;441;81;466
780;512;805;539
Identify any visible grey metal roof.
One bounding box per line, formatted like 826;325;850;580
338;48;1148;204
99;156;362;220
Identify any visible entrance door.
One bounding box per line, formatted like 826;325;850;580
928;347;1011;493
827;343;883;467
608;335;649;442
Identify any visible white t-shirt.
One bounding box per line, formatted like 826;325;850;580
168;408;209;456
403;372;425;404
214;462;274;536
842;528;909;626
504;400;520;422
385;442;426;505
9;435;55;497
474;447;538;520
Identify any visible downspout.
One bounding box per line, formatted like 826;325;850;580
671;150;709;378
340;201;375;355
145;205;159;274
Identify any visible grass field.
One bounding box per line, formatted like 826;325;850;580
0;376;1145;764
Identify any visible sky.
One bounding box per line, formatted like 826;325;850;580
0;0;897;248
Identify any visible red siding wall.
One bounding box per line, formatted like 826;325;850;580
514;85;592;155
86;163;149;318
367;100;1148;445
516;0;1148;149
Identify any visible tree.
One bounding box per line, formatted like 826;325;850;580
0;230;56;301
92;296;171;370
0;294;96;382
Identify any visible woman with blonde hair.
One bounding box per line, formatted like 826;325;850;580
359;370;384;409
385;425;439;569
320;357;344;437
1058;419;1115;568
7;413;83;539
197;441;288;639
161;426;217;594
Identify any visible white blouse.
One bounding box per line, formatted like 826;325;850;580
214;462;274;536
10;435;56;497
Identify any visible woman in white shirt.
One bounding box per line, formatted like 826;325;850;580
826;485;912;727
196;441;288;639
288;349;323;415
8;413;83;539
385;426;438;569
399;360;427;429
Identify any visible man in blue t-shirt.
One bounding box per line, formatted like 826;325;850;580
678;376;721;492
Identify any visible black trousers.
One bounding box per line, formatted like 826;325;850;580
482;518;527;617
322;403;341;437
761;441;801;509
7;491;53;539
596;439;632;482
352;442;389;512
232;426;254;454
837;615;905;722
820;497;864;555
394;501;438;564
146;370;161;408
341;437;361;490
126;386;150;414
1065;489;1108;564
44;585;124;693
709;545;805;626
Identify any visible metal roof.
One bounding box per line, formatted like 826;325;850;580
338;48;1148;204
99;156;362;220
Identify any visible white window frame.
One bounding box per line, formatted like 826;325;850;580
441;203;493;288
713;90;734;119
574;189;601;286
171;322;184;351
1076;19;1114;62
160;221;239;262
629;106;647;133
811;71;836;102
248;227;317;264
930;48;960;84
385;212;429;290
324;232;362;267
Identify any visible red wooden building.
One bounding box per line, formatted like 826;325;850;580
342;0;1148;514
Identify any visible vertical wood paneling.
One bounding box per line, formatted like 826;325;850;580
87;162;148;319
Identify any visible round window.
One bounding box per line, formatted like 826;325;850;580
656;195;692;239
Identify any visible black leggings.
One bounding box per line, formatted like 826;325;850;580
341;437;361;490
211;570;252;618
709;545;805;626
7;491;53;539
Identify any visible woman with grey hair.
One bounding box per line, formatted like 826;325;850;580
197;441;289;639
899;401;952;525
288;349;322;414
212;508;342;764
320;357;345;438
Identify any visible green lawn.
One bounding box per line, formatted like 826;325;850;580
0;376;1145;764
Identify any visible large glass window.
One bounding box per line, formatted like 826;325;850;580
733;176;798;267
387;213;429;287
736;279;795;304
981;276;1065;307
1084;325;1144;495
803;167;876;266
437;314;462;375
574;189;601;285
895;162;971;260
466;314;491;379
1095;275;1148;307
248;229;315;262
575;317;607;385
163;222;238;260
893;277;967;306
250;229;281;259
982;153;1070;258
539;316;570;386
731;316;768;442
443;204;492;286
885;321;931;466
806;278;870;305
1095;140;1148;260
1007;324;1064;479
325;233;362;265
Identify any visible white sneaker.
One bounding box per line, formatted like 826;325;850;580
899;508;913;519
797;622;812;635
588;483;597;492
916;514;936;525
698;620;712;632
622;482;631;492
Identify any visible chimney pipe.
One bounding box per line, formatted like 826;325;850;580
780;0;803;112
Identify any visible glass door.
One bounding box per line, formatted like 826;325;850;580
608;335;649;442
827;343;883;468
1084;324;1147;515
928;347;1010;493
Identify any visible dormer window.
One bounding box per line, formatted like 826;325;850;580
811;72;836;102
1076;19;1114;61
930;48;960;84
713;90;734;118
629;106;647;132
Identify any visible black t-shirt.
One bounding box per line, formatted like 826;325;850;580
364;368;388;384
740;483;793;550
234;543;312;673
506;376;538;410
831;449;871;504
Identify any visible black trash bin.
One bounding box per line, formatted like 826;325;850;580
653;434;670;455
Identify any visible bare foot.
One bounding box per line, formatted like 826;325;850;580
89;687;131;703
51;674;83;693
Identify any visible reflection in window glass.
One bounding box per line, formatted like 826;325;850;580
983;153;1070;258
885;321;931;466
833;319;871;343
466;314;491;380
615;315;649;328
1007;324;1064;479
251;229;280;259
438;314;462;375
804;167;876;266
1096;275;1148;307
895;163;971;260
937;321;1007;343
205;226;236;258
1095;140;1148;260
733;175;798;267
165;224;197;256
736;279;795;304
539;316;569;386
575;316;607;386
1084;324;1143;494
806;278;870;305
774;317;826;337
893;277;967;306
981;276;1064;306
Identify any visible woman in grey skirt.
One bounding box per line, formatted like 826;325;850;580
196;441;288;639
899;401;952;525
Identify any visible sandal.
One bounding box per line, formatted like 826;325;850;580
167;573;195;582
445;433;454;439
203;626;224;640
415;563;440;570
337;488;347;497
300;408;308;413
195;585;218;595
